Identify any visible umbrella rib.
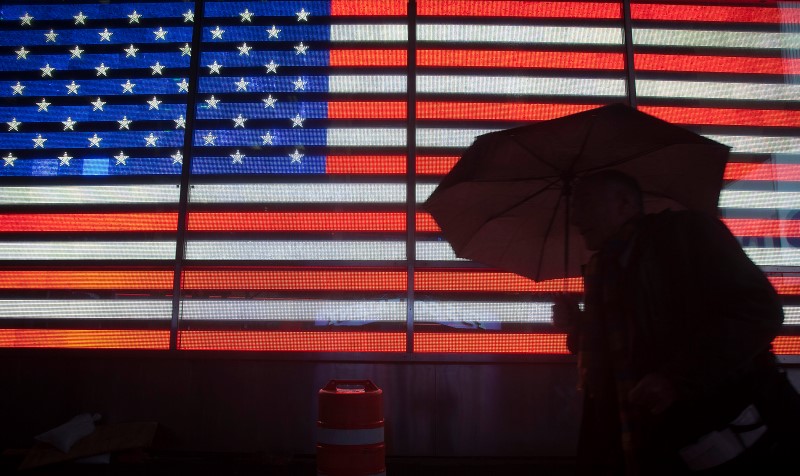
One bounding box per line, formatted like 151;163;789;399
532;182;566;283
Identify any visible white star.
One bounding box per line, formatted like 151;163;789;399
291;114;305;128
62;117;77;130
3;153;17;167
177;78;190;93
121;79;136;93
265;60;279;73
117;116;132;130
40;64;55;77
180;43;191;56
74;12;88;25
99;28;113;41
95;63;109;76
33;134;47;148
45;30;58;42
230;150;245;164
183;10;194;23
262;95;278;108
211;26;225;39
7;118;21;131
91;98;106;111
296;8;311;21
147;96;162;110
150;61;165;75
208;61;222;74
114;151;128;165
238;42;252;55
233;114;247;128
20;12;34;26
70;46;84;59
290;149;304;163
144;133;159;147
267;25;281;38
203;132;217;145
15;47;29;60
174;115;186;129
240;9;254;22
261;132;274;145
58;152;72;166
205;95;220;108
128;11;142;23
36;98;50;112
292;77;307;90
124;44;138;57
235;78;249;91
171;151;183;164
154;27;168;40
294;42;309;55
88;133;102;147
66;81;80;95
11;82;25;95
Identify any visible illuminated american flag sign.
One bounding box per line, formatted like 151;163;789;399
0;0;798;355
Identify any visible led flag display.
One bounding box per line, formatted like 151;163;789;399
0;0;798;354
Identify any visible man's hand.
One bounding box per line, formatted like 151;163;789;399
551;294;581;330
628;373;678;415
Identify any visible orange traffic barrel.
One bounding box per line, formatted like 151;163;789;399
316;380;385;476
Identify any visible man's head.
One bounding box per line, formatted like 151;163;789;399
570;170;644;250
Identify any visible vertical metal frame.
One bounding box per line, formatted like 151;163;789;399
406;0;418;353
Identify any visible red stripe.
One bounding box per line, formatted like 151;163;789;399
327;102;406;119
418;50;624;70
418;1;622;19
414;332;570;354
182;269;408;291
325;155;406;174
178;330;406;352
0;213;178;232
417;155;459;175
636;54;800;75
772;336;800;356
723;219;800;238
329;50;407;67
417;102;599;121
725;163;800;182
331;0;407;16
641;106;800;128
415;271;584;293
0;270;174;290
188;212;409;232
631;3;800;23
0;329;169;349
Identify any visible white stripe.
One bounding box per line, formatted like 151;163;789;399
416;183;438;203
331;24;407;42
317;426;384;446
636;79;800;102
783;306;800;325
633;28;800;49
189;183;406;203
720;190;800;209
327;128;406;147
329;75;406;93
180;300;405;321
416;127;496;148
704;135;800;154
415;241;463;261
0;185;180;205
417;75;626;96
185;240;405;260
415;301;554;323
745;248;800;267
418;24;623;45
0;300;171;319
0;242;175;260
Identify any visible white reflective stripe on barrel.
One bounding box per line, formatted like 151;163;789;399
317;426;384;445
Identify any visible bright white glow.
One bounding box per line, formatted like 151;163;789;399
329;75;406;93
633;28;800;49
416;128;496;148
0;242;175;260
180;299;405;321
189;183;406;203
744;248;800;267
331;25;407;42
637;80;800;102
0;300;171;319
782;307;800;325
418;25;623;45
720;191;800;210
0;185;180;204
185;240;405;260
416;183;438;203
703;135;800;154
415;301;555;323
418;75;626;96
415;241;463;261
327;128;406;147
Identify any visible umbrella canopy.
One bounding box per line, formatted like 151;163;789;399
423;103;731;282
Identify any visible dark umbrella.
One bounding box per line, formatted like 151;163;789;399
423;103;731;282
